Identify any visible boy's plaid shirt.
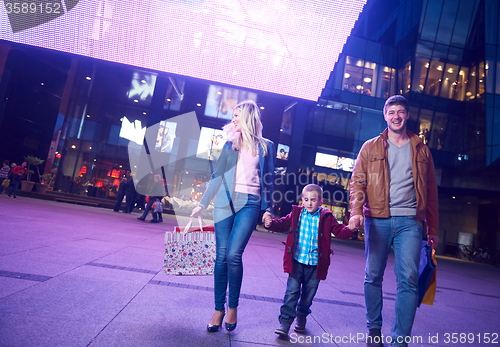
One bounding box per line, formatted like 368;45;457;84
294;207;322;265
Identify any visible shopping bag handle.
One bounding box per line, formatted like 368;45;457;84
182;215;204;234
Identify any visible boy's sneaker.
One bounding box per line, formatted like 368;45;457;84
294;315;306;333
366;328;384;347
274;322;291;338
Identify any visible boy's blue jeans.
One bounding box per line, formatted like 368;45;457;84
364;216;422;347
279;259;320;323
212;193;260;311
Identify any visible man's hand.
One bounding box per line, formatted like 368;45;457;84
427;234;439;248
348;215;364;231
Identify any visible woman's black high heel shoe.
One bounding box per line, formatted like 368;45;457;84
206;311;225;332
225;308;237;331
225;321;237;331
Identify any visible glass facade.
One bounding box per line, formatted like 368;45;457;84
298;0;500;256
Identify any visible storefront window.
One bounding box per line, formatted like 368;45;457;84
429;112;447;150
465;65;477;101
343;56;364;93
478;61;485;98
400;61;411;94
424;60;443;96
413;58;429;94
376;65;395;99
417;109;433;145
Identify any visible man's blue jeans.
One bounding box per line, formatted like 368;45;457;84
213;193;260;311
280;259;320;323
364;216;422;347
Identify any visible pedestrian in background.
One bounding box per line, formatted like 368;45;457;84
0;160;10;194
9;162;27;198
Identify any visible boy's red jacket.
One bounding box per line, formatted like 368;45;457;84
267;205;355;280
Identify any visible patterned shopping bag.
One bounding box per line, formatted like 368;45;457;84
164;217;216;276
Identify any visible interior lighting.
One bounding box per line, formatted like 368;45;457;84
89;146;92;150
196;103;202;106
71;145;76;149
479;80;483;83
217;91;222;95
133;99;139;103
363;77;372;83
356;85;363;90
260;106;265;110
143;112;146;115
85;76;91;80
452;196;456;199
459;70;464;75
447;68;453;73
437;66;443;71
86;114;90;118
141;79;147;83
485;64;489;69
425;63;429;68
40;82;44;85
166;98;171;102
344;73;351;79
419;85;424;89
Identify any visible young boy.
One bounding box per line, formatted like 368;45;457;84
264;184;357;338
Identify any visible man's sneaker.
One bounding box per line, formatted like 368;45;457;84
274;322;291;338
294;315;306;333
366;328;384;347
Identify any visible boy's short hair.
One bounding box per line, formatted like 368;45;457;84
302;184;323;198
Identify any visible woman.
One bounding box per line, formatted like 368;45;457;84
191;100;275;332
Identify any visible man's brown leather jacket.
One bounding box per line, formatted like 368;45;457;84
349;129;439;236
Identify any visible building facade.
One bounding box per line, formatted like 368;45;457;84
282;0;499;258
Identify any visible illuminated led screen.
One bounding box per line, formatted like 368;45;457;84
315;152;355;172
0;0;367;101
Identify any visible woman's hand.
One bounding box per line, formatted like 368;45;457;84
191;205;204;217
262;211;272;228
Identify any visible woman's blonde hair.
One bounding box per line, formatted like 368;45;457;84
223;100;268;156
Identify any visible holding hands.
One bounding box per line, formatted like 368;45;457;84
348;214;363;232
262;211;272;228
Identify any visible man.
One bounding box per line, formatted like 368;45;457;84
349;95;439;347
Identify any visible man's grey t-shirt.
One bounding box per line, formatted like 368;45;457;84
388;139;417;216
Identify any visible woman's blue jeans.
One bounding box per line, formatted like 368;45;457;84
212;193;260;311
364;216;422;346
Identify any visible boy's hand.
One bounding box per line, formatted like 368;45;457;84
348;215;363;231
262;211;272;228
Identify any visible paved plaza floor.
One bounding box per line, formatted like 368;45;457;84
0;195;499;346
